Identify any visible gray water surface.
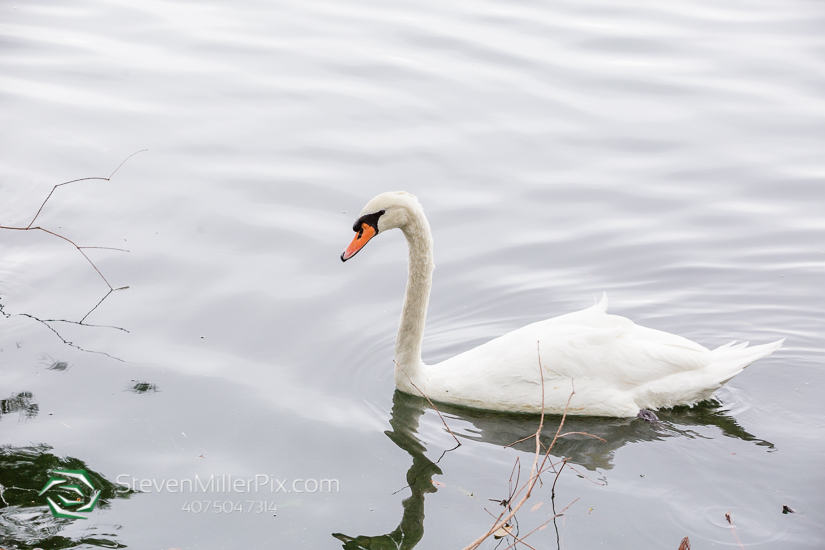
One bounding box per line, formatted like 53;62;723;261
1;0;824;548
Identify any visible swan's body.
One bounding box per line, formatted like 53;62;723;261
342;192;783;417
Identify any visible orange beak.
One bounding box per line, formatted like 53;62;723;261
341;223;377;262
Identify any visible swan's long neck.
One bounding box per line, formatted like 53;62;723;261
394;208;434;391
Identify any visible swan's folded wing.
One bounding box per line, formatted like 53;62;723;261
533;314;714;388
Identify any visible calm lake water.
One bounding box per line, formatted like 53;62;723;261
1;0;824;548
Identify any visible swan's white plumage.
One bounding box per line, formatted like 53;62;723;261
344;192;784;417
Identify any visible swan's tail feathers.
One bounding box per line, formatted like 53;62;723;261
592;292;608;313
711;338;785;385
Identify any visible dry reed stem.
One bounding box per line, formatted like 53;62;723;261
462;342;578;550
725;511;745;549
501;529;538;550
502;498;579;550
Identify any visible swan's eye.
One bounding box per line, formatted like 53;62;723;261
352;209;385;233
342;210;385;262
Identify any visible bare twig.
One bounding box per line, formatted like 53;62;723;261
0;151;143;359
501;528;539;550
502;498;579;550
0;294;127;361
25;149;146;228
551;459;567;499
77;287;129;325
462;342;579;550
557;432;607;442
563;464;607;487
394;360;461;449
508;457;521;508
504;433;540;449
1;149;146;289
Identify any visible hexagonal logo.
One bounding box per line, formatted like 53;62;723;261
38;469;101;519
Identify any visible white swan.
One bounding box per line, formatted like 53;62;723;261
341;192;783;417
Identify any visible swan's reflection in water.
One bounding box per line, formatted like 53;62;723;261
441;394;775;471
333;390;774;549
333;392;440;549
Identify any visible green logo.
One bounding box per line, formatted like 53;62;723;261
38;469;101;519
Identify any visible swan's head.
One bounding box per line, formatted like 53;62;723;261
341;192;423;262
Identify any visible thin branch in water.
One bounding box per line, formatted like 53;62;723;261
504;433;539;449
502;498;579;550
0;297;126;362
0;152;142;359
557;431;607;443
563;463;607;487
76;287;129;326
551;459;567;499
507;457;521;508
78;246;130;252
394;360;461;449
463;342;579;550
26;149;147;228
434;440;461;464
1;149;146;289
501;528;538;550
